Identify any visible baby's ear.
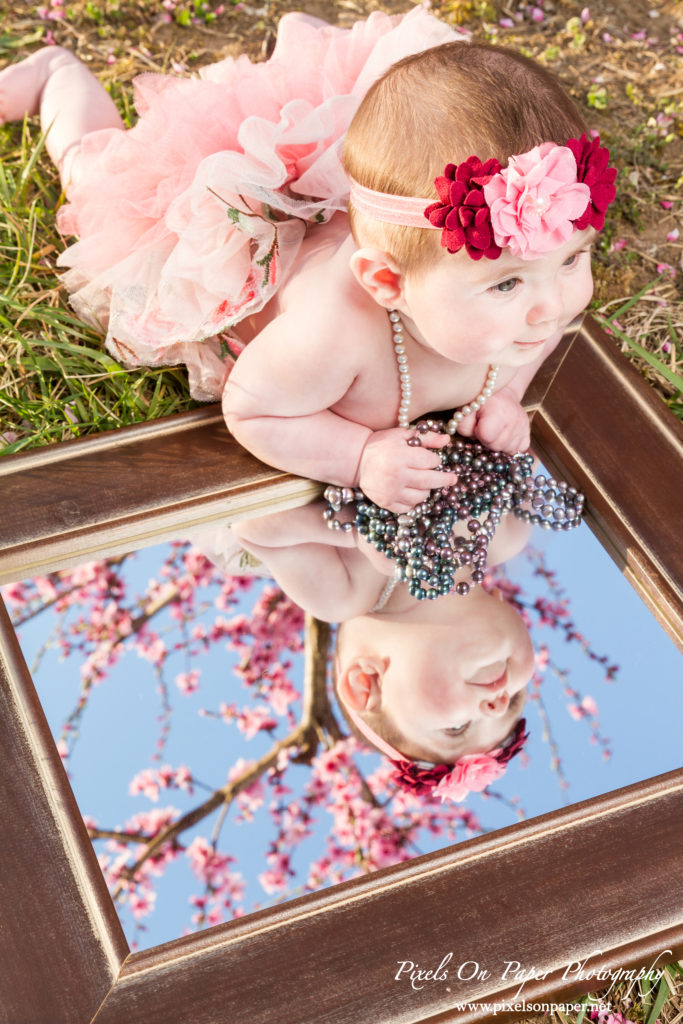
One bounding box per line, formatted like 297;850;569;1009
348;247;404;307
337;656;387;712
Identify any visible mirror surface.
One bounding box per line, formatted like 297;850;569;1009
2;504;681;952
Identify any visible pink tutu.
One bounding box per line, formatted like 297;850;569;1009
56;8;459;399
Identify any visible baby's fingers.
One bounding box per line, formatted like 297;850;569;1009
413;429;452;449
409;467;459;492
452;413;477;438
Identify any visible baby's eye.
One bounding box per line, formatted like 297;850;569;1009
492;277;520;294
442;722;471;737
563;248;592;268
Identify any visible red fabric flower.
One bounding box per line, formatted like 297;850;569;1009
566;134;617;231
389;760;451;795
424;156;503;260
493;717;529;766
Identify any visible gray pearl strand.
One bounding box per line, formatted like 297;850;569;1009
325;429;584;600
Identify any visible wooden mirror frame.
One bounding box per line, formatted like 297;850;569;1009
1;314;681;1024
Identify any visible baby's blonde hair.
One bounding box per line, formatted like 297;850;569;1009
344;40;587;275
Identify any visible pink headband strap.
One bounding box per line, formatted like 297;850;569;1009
348;179;439;230
347;703;408;760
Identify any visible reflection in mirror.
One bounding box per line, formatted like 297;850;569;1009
2;501;681;953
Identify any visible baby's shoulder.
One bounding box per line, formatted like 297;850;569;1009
280;244;387;362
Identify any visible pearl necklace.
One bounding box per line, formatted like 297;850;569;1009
388;309;499;432
322;311;585;601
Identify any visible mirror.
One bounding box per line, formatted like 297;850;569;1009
0;318;680;1022
4;484;680;952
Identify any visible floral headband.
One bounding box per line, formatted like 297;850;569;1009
348;133;617;261
347;702;528;802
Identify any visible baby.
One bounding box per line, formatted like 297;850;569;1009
1;12;615;517
228;498;533;799
223;39;615;513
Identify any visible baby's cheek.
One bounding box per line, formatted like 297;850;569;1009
577;268;594;312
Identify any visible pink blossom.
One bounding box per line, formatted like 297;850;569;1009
580;7;590;22
129;890;156;920
660;200;673;209
484;144;590;258
534;646;549;672
611;238;627;252
666;228;679;242
530;7;544;22
581;695;599;716
174;765;194;792
237;705;278;740
175;669;201;695
129;768;160;801
433;754;506;803
657;262;676;278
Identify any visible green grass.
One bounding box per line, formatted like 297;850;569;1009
594;280;683;420
0;119;197;455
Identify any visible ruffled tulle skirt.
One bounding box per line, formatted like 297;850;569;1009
56;8;459;399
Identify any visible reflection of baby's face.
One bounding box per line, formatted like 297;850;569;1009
374;589;534;764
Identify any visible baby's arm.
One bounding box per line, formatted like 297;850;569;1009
232;508;385;621
223;314;455;512
457;332;565;453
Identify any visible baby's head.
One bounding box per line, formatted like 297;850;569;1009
335;585;533;801
345;40;596;273
344;41;616;370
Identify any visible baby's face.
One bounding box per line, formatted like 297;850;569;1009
396;227;596;369
376;591;535;763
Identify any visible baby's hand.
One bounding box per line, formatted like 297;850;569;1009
456;390;530;454
358;428;457;513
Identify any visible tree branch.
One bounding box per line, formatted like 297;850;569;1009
111;613;340;896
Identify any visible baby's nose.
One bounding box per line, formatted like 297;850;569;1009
478;691;511;717
527;284;563;325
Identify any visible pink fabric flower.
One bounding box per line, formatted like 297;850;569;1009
484;143;590;258
425;156;503;260
433;753;506;803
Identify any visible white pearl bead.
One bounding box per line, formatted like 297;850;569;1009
461;405;471;415
483;386;493;396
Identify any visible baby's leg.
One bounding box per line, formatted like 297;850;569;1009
0;46;123;190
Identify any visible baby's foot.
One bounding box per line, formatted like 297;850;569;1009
0;46;70;125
